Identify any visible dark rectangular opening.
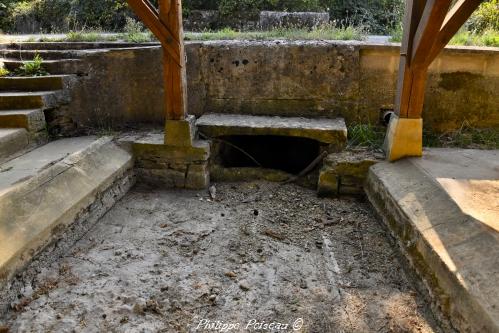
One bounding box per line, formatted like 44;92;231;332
218;135;321;174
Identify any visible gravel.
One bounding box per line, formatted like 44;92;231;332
0;181;440;333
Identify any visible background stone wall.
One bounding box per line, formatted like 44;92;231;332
65;41;499;132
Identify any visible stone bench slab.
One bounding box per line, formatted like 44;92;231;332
196;113;347;146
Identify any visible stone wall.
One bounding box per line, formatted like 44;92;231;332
64;41;499;132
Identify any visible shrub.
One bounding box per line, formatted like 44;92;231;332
2;0;130;32
467;0;499;33
122;17;153;43
0;68;10;77
325;0;404;34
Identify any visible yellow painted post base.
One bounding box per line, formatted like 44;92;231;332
164;115;196;147
384;115;423;162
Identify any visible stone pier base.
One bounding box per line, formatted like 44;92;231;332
384;115;423;162
133;116;210;189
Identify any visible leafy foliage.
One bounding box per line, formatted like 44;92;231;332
467;0;499;33
0;67;10;77
15;54;48;77
121;17;154;43
2;0;130;32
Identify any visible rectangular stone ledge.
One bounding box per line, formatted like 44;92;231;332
365;160;499;333
134;139;210;166
0;170;135;313
0;137;134;291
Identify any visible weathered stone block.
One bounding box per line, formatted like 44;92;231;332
185;164;210;189
133;134;211;189
137;168;187;188
318;149;382;196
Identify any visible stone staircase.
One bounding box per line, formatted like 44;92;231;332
0;45;137;292
0;75;73;162
0;42;94;161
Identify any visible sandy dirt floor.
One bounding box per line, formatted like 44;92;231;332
0;181;440;333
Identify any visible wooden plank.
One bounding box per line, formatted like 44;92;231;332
126;0;181;66
425;0;483;65
411;0;452;66
159;0;187;120
395;0;427;118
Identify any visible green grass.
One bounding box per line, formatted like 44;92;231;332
13;25;365;44
424;124;499;149
390;29;499;47
348;123;386;149
449;29;499;47
121;32;153;43
348;121;498;151
186;25;366;41
65;31;119;42
389;26;403;43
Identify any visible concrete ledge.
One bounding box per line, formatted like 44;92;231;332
0;137;134;290
0;129;28;162
365;151;499;332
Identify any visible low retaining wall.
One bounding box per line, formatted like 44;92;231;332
61;41;499;132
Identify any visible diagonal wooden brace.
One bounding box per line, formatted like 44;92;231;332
126;0;182;66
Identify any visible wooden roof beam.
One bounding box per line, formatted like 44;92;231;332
425;0;483;65
126;0;182;66
411;0;453;67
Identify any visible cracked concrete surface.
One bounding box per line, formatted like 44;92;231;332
1;182;440;332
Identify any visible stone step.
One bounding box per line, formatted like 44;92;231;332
2;58;83;75
0;109;46;132
5;42;158;50
0;128;29;161
0;91;60;110
0;75;71;92
196;113;347;147
0;136;134;292
0;49;83;60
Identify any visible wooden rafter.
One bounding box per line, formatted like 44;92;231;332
426;0;483;65
127;0;187;120
126;0;181;66
387;0;483;161
395;0;483;119
411;0;453;66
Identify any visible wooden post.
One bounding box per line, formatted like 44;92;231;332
386;0;482;161
159;0;187;121
126;0;188;123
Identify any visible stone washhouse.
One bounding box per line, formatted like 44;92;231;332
0;0;498;332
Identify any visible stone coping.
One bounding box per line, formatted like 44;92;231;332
1;39;497;55
0;137;134;291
